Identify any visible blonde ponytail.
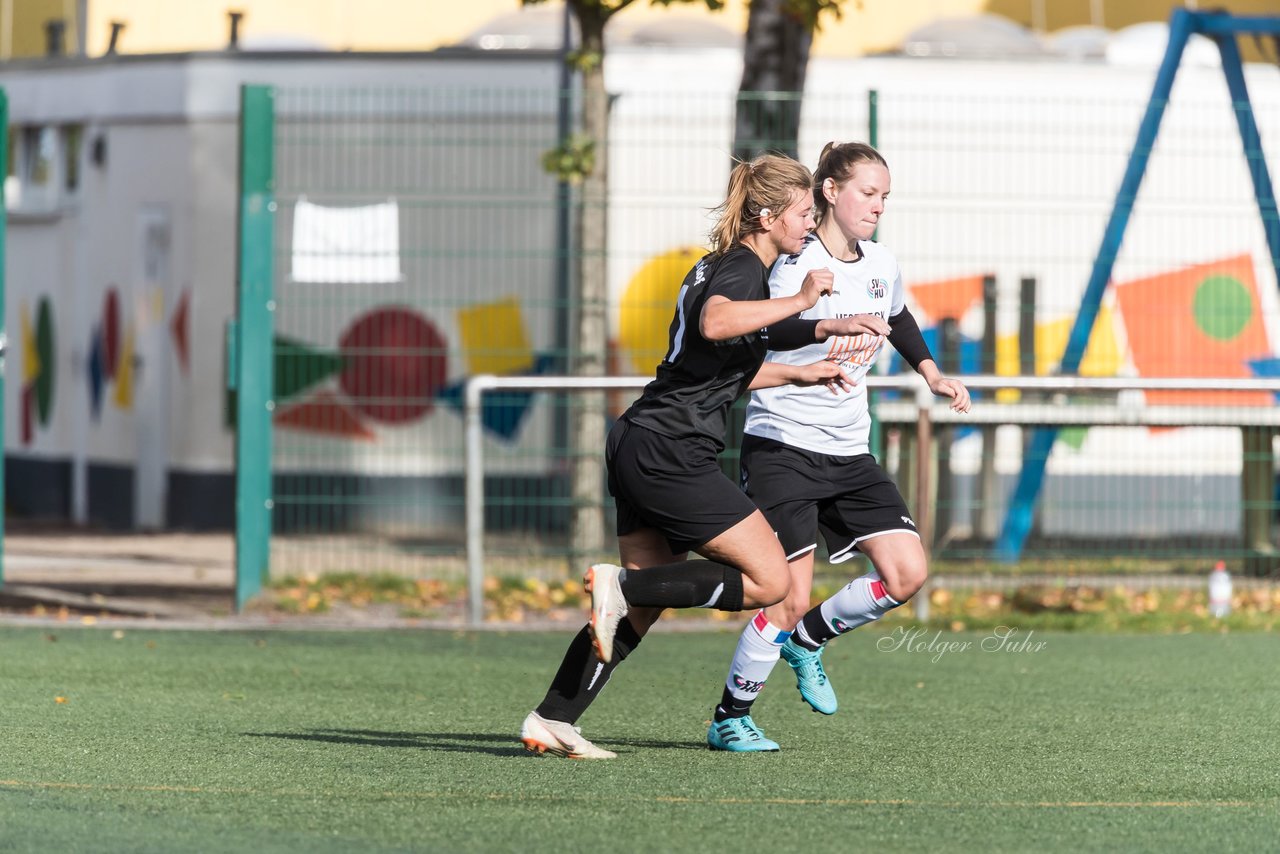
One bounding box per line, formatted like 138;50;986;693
708;154;812;254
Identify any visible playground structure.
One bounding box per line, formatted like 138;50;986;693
998;8;1280;561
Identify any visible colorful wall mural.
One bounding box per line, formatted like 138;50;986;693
19;298;55;444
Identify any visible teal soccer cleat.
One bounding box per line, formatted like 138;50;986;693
706;715;780;752
780;638;838;715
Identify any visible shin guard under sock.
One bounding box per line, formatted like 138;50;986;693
619;560;745;612
794;571;900;649
714;610;791;722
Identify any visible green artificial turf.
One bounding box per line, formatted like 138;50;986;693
1;625;1277;852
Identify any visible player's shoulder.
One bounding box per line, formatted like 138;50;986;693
680;248;727;288
704;246;768;297
858;239;899;268
717;245;767;276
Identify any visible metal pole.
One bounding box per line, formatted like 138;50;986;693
552;3;573;457
465;376;489;629
977;275;998;539
868;88;879;245
867;88;883;462
914;381;933;559
234;85;276;611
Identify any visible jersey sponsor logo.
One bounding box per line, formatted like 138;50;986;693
868;277;888;299
826;331;884;368
732;674;767;694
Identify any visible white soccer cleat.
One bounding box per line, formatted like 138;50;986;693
585;563;628;664
520;711;616;759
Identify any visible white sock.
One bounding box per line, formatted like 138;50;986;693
817;571;901;637
722;610;792;705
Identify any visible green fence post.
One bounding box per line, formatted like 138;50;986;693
0;90;7;586
235;85;275;610
867;88;883;466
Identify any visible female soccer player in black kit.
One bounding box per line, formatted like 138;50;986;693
521;153;886;758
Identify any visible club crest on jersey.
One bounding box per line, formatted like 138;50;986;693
868;277;888;298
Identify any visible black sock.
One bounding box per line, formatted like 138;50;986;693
534;619;643;725
797;607;836;649
619;560;745;611
713;687;755;722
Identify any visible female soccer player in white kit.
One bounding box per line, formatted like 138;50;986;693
706;142;971;751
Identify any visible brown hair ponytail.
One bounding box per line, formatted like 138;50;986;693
812;142;888;222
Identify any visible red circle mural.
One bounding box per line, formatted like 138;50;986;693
338;306;447;424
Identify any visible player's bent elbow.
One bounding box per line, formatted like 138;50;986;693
699;316;734;342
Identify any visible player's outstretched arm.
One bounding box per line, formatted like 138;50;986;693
750;360;853;394
816;314;891;339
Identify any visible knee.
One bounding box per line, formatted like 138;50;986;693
880;560;927;603
771;586;812;628
752;569;791;608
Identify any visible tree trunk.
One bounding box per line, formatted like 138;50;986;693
568;9;609;560
733;0;813;161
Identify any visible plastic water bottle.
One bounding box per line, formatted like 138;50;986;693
1208;561;1232;619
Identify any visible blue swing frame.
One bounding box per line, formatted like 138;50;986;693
996;8;1280;561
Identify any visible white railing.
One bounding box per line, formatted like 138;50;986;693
464;374;1280;626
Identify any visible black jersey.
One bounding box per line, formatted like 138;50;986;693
623;245;770;450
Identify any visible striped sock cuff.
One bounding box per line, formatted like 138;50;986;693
751;610;793;644
869;578;901;609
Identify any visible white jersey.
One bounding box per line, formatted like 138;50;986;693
745;233;905;456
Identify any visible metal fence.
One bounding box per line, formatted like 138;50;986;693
239;67;1280;591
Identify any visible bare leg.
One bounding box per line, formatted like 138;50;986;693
696;509;791;608
762;551;817;630
857;533;928;602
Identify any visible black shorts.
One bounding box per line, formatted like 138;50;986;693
607;419;758;554
739;433;917;563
